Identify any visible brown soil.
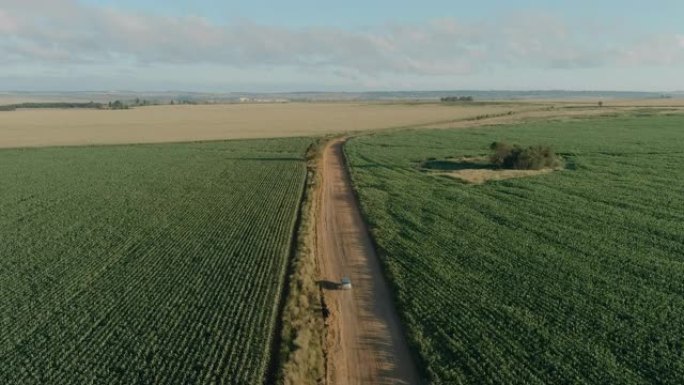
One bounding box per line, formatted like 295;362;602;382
424;157;559;184
316;138;421;385
441;168;555;184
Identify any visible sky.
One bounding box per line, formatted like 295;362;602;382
0;0;683;92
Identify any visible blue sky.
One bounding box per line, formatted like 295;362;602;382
1;0;683;91
79;0;682;30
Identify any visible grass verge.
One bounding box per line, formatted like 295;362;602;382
276;138;328;385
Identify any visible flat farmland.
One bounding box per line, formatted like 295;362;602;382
345;113;684;384
0;137;309;384
0;102;517;148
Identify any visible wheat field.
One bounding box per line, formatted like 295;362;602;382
0;102;519;148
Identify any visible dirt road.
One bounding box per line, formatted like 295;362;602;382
316;138;421;385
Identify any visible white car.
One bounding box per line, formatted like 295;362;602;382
340;277;352;290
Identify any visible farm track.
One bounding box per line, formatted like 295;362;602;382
316;138;420;385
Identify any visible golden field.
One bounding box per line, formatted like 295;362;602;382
0;102;518;148
0;100;682;149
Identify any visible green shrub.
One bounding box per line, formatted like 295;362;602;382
490;141;563;170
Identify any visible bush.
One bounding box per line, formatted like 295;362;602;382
108;100;129;110
489;142;563;170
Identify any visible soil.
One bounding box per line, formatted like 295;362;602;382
441;168;555;184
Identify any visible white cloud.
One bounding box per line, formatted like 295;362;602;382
0;10;18;33
0;0;682;84
616;35;684;67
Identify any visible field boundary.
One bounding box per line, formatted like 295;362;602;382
274;138;330;385
262;145;312;385
340;138;432;383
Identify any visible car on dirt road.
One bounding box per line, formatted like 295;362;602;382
340;277;352;290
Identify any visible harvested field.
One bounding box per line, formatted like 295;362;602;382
426;102;684;130
0;102;517;149
543;98;684;107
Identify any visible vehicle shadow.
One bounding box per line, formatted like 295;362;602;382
317;280;341;291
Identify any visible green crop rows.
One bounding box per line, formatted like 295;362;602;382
0;138;310;384
346;114;684;384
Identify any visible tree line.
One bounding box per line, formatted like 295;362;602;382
440;96;474;103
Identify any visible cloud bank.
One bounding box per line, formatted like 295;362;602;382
0;0;682;89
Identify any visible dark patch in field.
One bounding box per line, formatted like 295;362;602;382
420;158;494;171
317;280;342;291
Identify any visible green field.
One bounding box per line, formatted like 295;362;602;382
0;138;309;384
345;114;684;384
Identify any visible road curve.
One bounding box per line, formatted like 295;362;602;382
316;138;421;385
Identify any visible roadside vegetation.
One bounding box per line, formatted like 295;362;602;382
345;115;684;384
277;139;329;385
0;137;310;384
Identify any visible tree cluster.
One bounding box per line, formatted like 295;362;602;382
440;96;474;102
108;100;129;110
489;141;563;170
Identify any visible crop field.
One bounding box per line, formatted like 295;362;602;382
0;138;309;384
345;114;684;384
0;102;518;149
